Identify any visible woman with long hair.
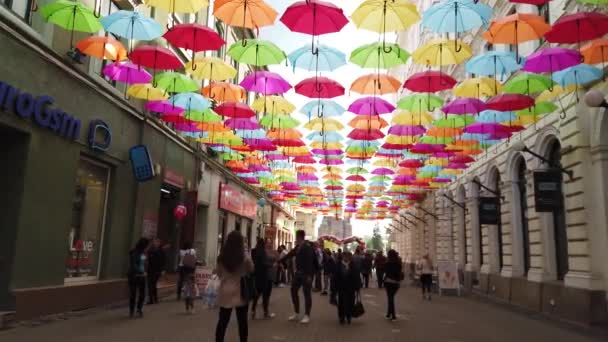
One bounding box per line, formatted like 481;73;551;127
128;238;149;318
215;230;254;342
384;249;403;321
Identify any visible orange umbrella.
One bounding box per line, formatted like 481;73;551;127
581;38;608;65
213;0;278;29
76;36;127;61
297;165;317;173
483;13;550;59
202;82;246;102
198;122;230;132
323;174;342;180
266;128;302;139
348;115;389;130
397;168;417;175
426;126;463;137
232;145;254;153
350;74;401;95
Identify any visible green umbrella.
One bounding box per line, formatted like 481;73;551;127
276;176;296;183
516;101;558;116
220;153;243;161
346;146;377;154
184;109;223;122
576;0;608;4
227;39;287;66
350;42;410;69
397;94;444;112
346;167;368;174
324;180;343;186
419;136;454;144
259;114;300;129
371;175;391;181
504;73;555;95
433;115;475;128
41;0;103;46
153;72;199;93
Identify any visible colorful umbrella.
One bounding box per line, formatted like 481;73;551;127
213;0;278;29
304;118;344;131
553;64;603;89
186;57;237;81
41;0;102;47
163;23;225;62
301;100;345;118
127;84;167;101
348;97;396;115
144;0;209;14
100;10;163;41
516;102;557;116
288;44;346;72
412;39;472;66
227;39;286;66
581;39;608;66
169;93;212;111
486;94;535;111
397;94;444;112
102;62;151;84
482;13;551;60
392;111;434;125
465;51;523;81
348;129;385;140
477;110;516;123
522;48;582;74
403;71;457;93
422;0;491;36
442;98;487;114
259;114;301;129
504;73;555;94
295;77;345;98
350;42;410;69
453;77;503;98
433;115;475;128
252;96;296;114
350;74;401;95
75;36;127;61
240;71;292;94
216;102;256;118
153;72;199;93
225;117;260;130
202;82;246;102
349;116;390;130
544;13;608;47
129;45;183;70
145;100;185;115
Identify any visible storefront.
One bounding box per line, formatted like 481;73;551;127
218;183;258;250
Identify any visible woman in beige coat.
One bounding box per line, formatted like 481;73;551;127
215;231;254;342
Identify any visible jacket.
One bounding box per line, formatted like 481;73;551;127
361;255;373;275
216;258;254;308
374;255;387;271
282;241;317;276
147;248;166;274
334;261;362;293
385;260;403;285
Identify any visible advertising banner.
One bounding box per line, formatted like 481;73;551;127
195;267;213;291
437;261;459;290
219;183;257;219
479;197;500;225
533;170;563;212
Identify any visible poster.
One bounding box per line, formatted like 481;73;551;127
437;261;459;290
142;212;158;239
533;170;563;212
195;267;213;292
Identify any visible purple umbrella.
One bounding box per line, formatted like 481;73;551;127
432;151;456;158
522;47;582;74
442;98;487;115
266;153;289;160
464;122;510;135
145;100;185;115
103;62;152;84
225;118;259;129
446;162;468;169
319;158;344;165
348;97;396;115
388;125;427;136
432;177;452;183
249;164;271;172
240;71;292;95
372;167;395;175
297;174;318;181
311;148;342;155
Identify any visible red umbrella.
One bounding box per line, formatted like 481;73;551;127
129;45;183;70
347;129;385;140
295;76;345;98
280;0;349;53
163;24;225;59
486;94;535;111
399;159;424;168
382;142;413;150
215;102;256;118
293;156;316;164
403;71;457;93
273;138;306;147
545;13;608;46
509;0;550;4
346;175;366;182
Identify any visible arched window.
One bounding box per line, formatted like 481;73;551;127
492;169;504;270
548;140;569;280
516;157;531;275
473;178;483;267
457;185;468;265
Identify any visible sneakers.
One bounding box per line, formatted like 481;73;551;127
264;313;276;319
288;314;300;321
300;315;310;324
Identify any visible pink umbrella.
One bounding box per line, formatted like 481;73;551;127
319;158;344;165
225;118;260;129
372;168;395;175
432;177;452;183
243;177;260;184
410;144;446;154
347;129;385;140
295;76;345;98
446;162;468;169
346;175;366;182
145;100;184;115
522;47;582;74
103;62;152;84
266;153;289;161
388;125;426;136
442;98;487;115
293;156;316;164
486;94;535;111
325;185;344;190
464;122;510;135
298;174;318;181
348;97;396;115
383;142;413;149
249;164;271;172
245;139;277;151
240;71;292;94
311;148;342;155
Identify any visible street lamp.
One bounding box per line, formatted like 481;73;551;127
511;141;573;180
584;90;608;109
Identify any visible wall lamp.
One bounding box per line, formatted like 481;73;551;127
584;90;608;109
437;189;467;210
404;211;427;224
472;179;505;201
511;141;574;180
416;205;439;220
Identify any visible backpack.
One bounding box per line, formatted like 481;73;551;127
182;251;197;269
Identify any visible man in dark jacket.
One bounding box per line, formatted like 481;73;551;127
281;229;317;324
321;249;335;295
374;251;387;288
147;238;166;304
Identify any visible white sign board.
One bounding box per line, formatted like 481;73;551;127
195;267;213;292
437;261;459;290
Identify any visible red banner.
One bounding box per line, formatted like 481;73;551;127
219;183;257;219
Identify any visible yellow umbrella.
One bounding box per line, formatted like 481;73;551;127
347;184;366;192
323;174;342;180
537;84;580;102
186;57;237;81
304;118;344;131
127;84;167;101
296;165;317;173
510;116;539;126
426;157;448;166
373;159;398;167
322;166;342;173
252;96;296;114
385;135;419;145
392;111;434;125
412;39;472;66
144;0;209;13
310;141;343;149
280;146;310;157
351;0;420;33
273;169;295;177
453;77;503;98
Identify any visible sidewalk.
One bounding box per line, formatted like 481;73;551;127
0;285;605;342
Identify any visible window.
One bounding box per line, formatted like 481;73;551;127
474;180;483;267
66;158;110;280
494;171;504;270
517;157;531;275
548;141;569;280
3;0;35;22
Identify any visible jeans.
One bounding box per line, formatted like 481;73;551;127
323;272;331;292
337;290;355;322
421;274;433;295
216;305;248;342
251;280;273;315
362;273;370;288
291;273;312;316
385;283;399;319
147;272;160;303
177;266;194;299
376;270;385;288
128;275;146;315
314;270;322;291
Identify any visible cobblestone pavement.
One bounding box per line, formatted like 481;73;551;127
1;286;605;342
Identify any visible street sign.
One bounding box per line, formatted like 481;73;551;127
533;170;563;212
479;197;500;225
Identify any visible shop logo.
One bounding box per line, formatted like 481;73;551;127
88;119;112;151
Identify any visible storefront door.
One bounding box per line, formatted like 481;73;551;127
158;184;180;270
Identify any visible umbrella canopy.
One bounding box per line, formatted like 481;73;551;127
280;0;349;36
350;42;410;69
553;64;604;88
522;47;582;74
103;62;152;84
412;39;472;66
350;74;401;95
486;94;535;111
41;0;102;33
348;97;396;115
581;39;608;65
392;111;434;125
349;116;390;130
252;96;296;114
259;114;301;129
454;77;503;98
169;93;212;111
442;98;487;114
202;82;246;102
227;39;286;66
100;10;163;41
422;0;491;34
213;0;278;29
504;73;555;94
153;72;199;93
186;57;237;81
75;36;127;61
397;94;444;112
216;102;257;118
288;44;346;72
403;71;457;93
240;71;292;94
295;77;345;98
144;0;209;13
516;102;557;116
130;45;183;70
301;100;345;118
544;12;608;45
351;0;420;33
145;100;185;115
482;13;550;44
465;51;524;79
304;118;344;131
127;84;167;101
163;23;225;53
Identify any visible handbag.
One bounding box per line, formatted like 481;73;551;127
352;291;365;318
240;275;257;302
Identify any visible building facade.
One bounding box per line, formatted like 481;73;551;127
389;0;608;325
318;217;353;240
295;211;317;240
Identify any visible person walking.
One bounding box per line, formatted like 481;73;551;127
418;254;434;301
281;230;317;324
215;230;254;342
177;242;197;300
251;238;276;319
334;251;362;325
361;252;373;289
313;244;323;292
147;238;166;304
128;238;149;318
321;249;335;295
374;251;387;289
384;249;403;321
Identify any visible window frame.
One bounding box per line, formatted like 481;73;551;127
2;0;35;24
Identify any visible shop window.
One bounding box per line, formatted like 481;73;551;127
494;171;504;270
473;179;483;267
516;157;531;275
548;140;569;280
2;0;35;22
66;158;110;280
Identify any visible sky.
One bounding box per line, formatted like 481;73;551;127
257;0;397;237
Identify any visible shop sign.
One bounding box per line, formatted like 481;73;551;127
219;183;257;219
164;168;185;188
478;197;500;225
0;81;111;150
195;267;213;292
533;170;563;212
142;212;158;239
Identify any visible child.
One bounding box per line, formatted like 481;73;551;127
182;272;199;314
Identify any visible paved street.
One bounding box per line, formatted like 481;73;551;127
1;285;605;342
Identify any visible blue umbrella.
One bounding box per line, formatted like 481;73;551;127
477;110;516;123
100;10;162;41
466;51;524;80
553;64;603;88
300;100;346;119
422;0;492;34
306;131;343;142
288;44;346;72
169;93;211;111
346;140;381;148
235;129;267;139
